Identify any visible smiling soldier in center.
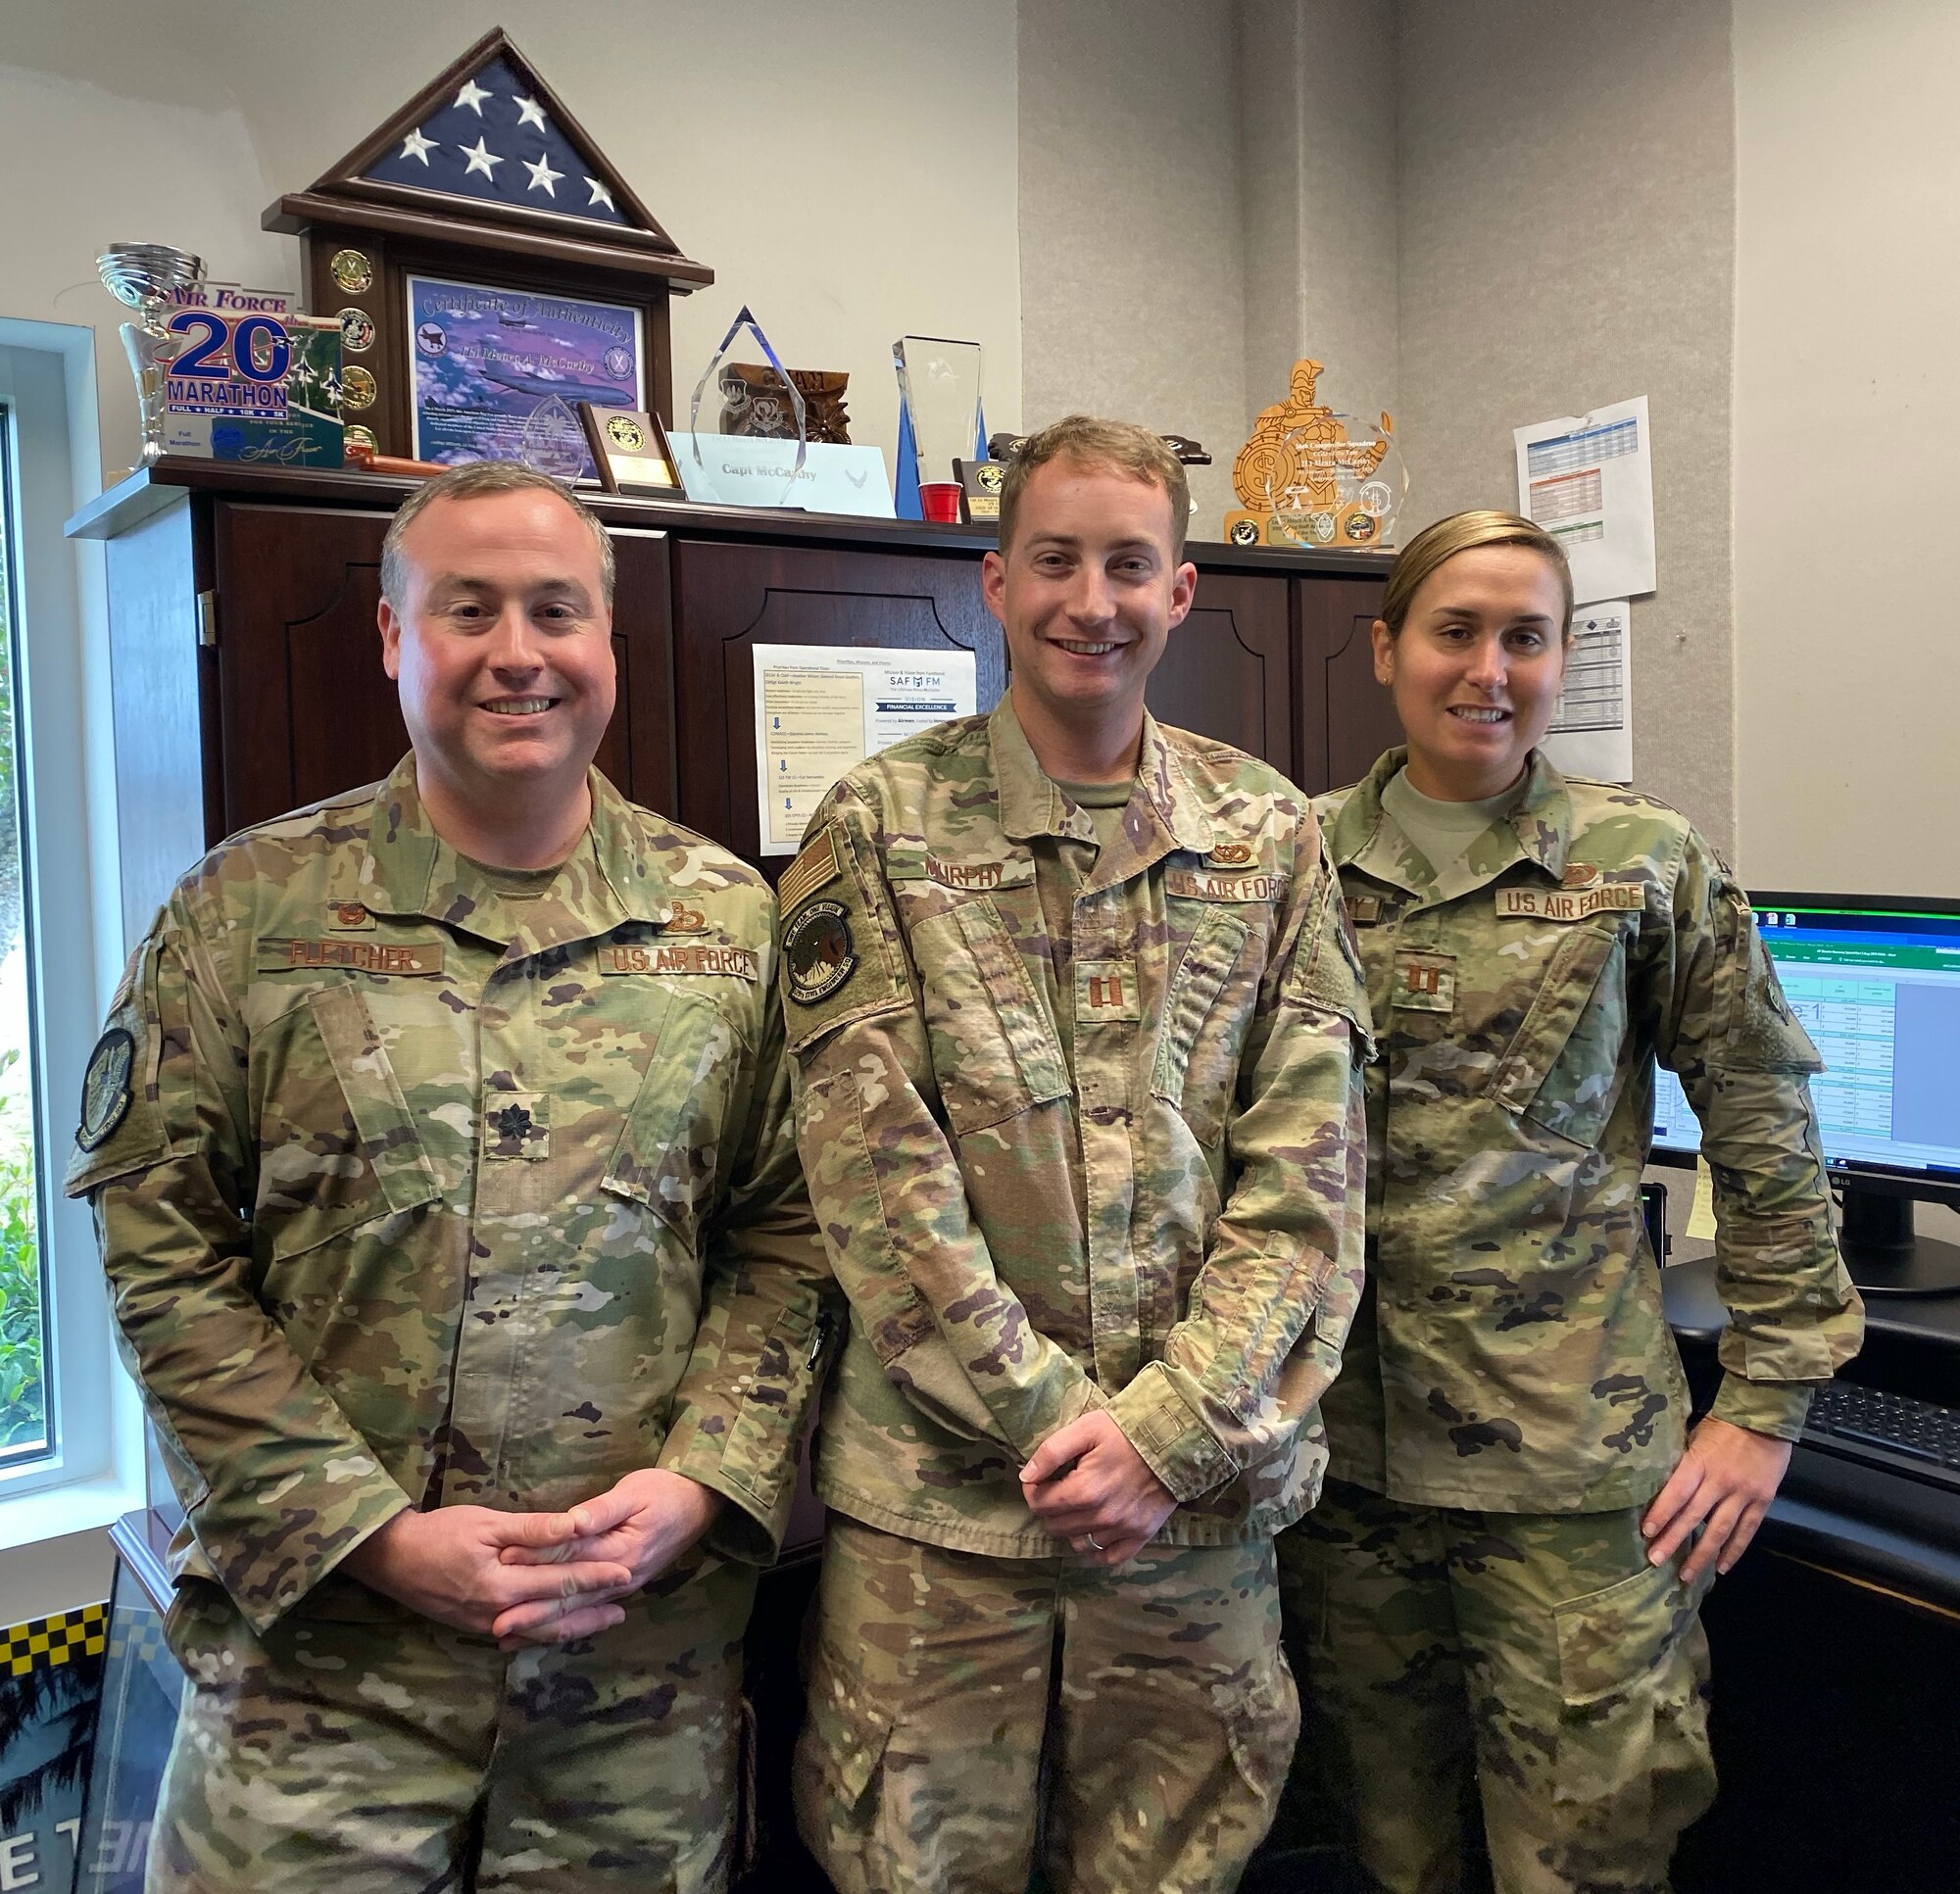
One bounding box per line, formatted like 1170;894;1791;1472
780;414;1372;1893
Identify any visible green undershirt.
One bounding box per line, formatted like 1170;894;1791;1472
1380;768;1525;880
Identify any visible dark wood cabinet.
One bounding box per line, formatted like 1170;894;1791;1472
1151;569;1298;781
669;538;1009;861
1298;574;1396;799
73;457;1397;937
207;502;675;837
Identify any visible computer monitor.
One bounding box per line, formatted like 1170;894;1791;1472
1649;891;1960;1296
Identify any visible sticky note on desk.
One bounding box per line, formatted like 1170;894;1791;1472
1688;1158;1718;1239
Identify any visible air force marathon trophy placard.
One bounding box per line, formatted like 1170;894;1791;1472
97;244;206;466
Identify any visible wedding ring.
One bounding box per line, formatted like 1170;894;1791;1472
1085;1534;1104;1551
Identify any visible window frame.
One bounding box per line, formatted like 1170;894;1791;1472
0;319;145;1548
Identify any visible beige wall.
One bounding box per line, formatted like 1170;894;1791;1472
1237;0;1397;437
0;0;1022;483
1017;0;1245;526
1396;0;1739;854
1733;0;1960;894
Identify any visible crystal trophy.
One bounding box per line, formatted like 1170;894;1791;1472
98;243;207;466
686;306;807;506
894;337;982;523
1265;412;1404;551
517;394;590;481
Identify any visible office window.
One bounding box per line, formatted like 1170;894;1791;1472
0;410;46;1465
0;323;143;1542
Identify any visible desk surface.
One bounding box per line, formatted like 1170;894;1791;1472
1662;1250;1960;1348
1665;1254;1960;1612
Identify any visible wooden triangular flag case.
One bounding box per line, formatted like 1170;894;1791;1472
263;26;710;461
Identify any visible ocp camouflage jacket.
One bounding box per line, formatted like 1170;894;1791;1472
780;701;1370;1556
66;758;831;1632
1315;747;1863;1512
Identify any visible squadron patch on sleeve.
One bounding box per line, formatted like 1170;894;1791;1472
784;898;858;1006
76;1028;134;1152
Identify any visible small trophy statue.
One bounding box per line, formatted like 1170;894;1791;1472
1224;358;1404;550
97;243;207;466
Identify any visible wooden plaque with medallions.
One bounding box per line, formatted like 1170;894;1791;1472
261;25;711;464
576;401;680;494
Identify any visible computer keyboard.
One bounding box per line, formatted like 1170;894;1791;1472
1802;1381;1960;1496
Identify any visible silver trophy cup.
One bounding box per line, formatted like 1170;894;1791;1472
98;243;207;466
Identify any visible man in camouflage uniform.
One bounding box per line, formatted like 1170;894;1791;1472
1282;738;1864;1894
780;416;1371;1893
66;462;830;1892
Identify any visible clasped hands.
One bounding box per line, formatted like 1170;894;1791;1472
342;1468;723;1650
1020;1410;1177;1569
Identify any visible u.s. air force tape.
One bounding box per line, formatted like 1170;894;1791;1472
1496;884;1642;921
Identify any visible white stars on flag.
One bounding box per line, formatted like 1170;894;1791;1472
460;136;503;180
365;56;626;226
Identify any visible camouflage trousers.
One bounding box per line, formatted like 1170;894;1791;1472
1278;1481;1715;1894
794;1516;1298;1894
149;1554;755;1893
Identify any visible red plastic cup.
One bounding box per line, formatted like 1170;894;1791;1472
918;481;963;524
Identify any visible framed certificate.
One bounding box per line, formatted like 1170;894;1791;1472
405;273;645;476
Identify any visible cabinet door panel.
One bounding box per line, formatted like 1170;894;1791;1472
671;539;1006;866
212;504;672;837
1298;573;1399;797
1146;572;1295;779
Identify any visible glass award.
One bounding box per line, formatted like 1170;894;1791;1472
517;394;590;480
894;336;982;523
685;305;807;507
98;243;207;466
1264;411;1405;551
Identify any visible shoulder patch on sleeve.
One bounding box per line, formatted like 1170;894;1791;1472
780;821;908;1057
1723;895;1823;1073
65;938;172;1197
77;1028;135;1151
785;899;857;1005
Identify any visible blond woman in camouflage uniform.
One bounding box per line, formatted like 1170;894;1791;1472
1279;510;1864;1894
